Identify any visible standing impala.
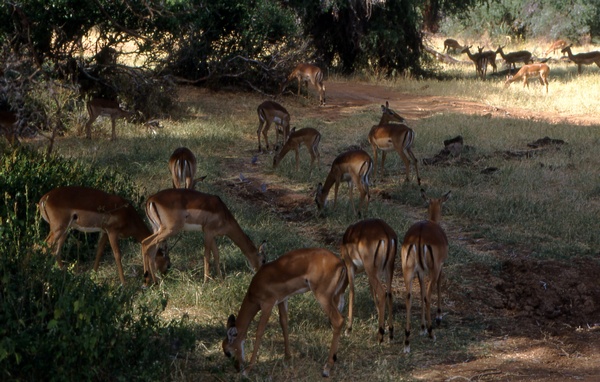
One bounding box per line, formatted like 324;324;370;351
168;147;202;189
544;39;568;56
272;127;321;171
560;44;600;74
368;102;421;185
341;218;397;343
222;247;347;377
279;63;326;105
38;186;170;285
84;97;137;140
461;46;487;79
314;149;373;216
478;46;498;74
141;188;266;285
401;189;451;353
496;46;533;74
256;100;290;152
505;63;550;93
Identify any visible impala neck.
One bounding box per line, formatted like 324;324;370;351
428;203;443;224
226;221;260;270
234;296;261;342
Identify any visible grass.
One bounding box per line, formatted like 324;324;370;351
37;56;600;381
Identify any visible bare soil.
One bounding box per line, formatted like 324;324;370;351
195;81;600;381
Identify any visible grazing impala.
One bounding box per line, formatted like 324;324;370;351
341;219;397;343
505;63;550;93
222;247;347;377
84;98;137;140
443;38;463;54
401;189;451;353
368;102;421;184
38;186;170;285
256;100;290;152
496;46;533;73
280;63;326;105
273;127;321;171
315;149;373;216
168;147;203;189
461;46;487;79
0;110;20;146
141;188;266;285
560;44;600;74
544;39;568;56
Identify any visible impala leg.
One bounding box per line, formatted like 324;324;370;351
366;272;386;343
397;148;411;183
141;229;176;286
263;121;271;150
107;231;126;285
93;232;110;272
49;227;70;268
384;263;395;341
257;120;265;152
404;269;414;353
277;301;291;359
315;290;344;378
371;146;379;178
380;151;387;177
248;304;275;371
435;270;444;326
344;262;356;336
85;115;98;139
407;148;421;185
417;271;427;336
332;181;340;209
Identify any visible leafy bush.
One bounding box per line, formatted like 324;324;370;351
0;146;194;381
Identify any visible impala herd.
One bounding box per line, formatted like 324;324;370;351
27;45;589;376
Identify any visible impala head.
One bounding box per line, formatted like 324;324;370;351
380;101;406;124
222;314;244;372
143;241;171;286
504;74;514;87
560;44;572;54
272;127;295;168
421;188;451;223
460;45;472;54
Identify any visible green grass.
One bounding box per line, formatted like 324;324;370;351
39;61;600;380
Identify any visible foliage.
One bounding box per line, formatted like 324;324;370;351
0;147;194;381
440;0;600;42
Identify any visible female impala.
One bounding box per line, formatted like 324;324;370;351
38;186;170;285
256;100;290;152
496;46;533;74
561;44;600;74
368;102;421;185
401;189;451;353
84;97;137;140
272;127;321;171
341;218;397;343
279;63;326;105
168;147;203;189
141;188;266;285
314;149;373;216
505;63;550;93
222;247;347;377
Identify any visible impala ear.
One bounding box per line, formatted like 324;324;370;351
442;191;451;202
258;240;267;265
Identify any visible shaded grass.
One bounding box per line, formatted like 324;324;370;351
44;64;600;380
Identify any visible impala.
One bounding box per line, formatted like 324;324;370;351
461;46;487;79
222;247;347;377
38;186;170;285
544;39;568;56
368;102;421;184
279;63;326;106
496;46;533;73
314;149;372;216
272;127;321;171
505;63;550;93
477;46;498;74
168;147;204;189
401;189;451;353
141;188;266;285
0;110;19;146
256;100;290;152
84;98;137;140
341;218;397;343
560;44;600;74
443;38;463;54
